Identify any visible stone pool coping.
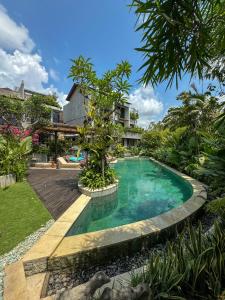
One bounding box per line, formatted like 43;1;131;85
22;157;207;278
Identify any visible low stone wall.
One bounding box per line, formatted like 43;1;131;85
78;181;118;198
0;174;16;188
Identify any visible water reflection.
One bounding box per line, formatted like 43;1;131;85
66;192;118;236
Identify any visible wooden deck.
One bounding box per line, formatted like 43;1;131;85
27;169;81;219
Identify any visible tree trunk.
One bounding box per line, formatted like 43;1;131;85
102;156;105;180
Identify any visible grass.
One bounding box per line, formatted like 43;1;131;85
0;181;51;255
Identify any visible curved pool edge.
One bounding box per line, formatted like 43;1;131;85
22;158;207;276
78;180;119;198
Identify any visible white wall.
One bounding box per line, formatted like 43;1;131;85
63;88;88;126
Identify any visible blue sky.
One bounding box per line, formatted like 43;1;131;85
0;0;212;127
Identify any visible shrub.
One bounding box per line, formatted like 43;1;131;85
112;143;126;158
129;146;140;156
0;134;32;181
131;221;225;299
206;197;225;219
80;167;116;189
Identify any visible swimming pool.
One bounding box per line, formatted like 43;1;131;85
67;158;193;236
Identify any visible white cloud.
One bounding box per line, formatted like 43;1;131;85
0;49;48;91
45;85;67;106
129;86;163;128
0;5;67;108
49;68;59;81
0;5;34;53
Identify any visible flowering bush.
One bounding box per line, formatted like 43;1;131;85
0;126;32;181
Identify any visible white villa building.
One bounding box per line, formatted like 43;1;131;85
63;84;141;147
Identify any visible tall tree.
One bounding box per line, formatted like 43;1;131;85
0;94;56;132
69;56;131;188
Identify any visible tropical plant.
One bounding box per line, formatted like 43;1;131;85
0;93;56;132
131;220;225;299
0;134;32;181
130;110;139;121
69;56;132;188
129;146;141;156
80;166;116;189
207;197;225;219
132;0;225;87
125;126;144;134
29;93;61;108
111;143;126;158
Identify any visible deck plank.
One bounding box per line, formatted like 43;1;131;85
27;169;81;219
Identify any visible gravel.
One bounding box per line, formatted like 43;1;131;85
47;211;216;296
0;219;54;300
0;210;216;298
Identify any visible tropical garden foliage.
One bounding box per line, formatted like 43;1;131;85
140;85;225;198
0;94;58;179
0;134;31;181
128;1;225;298
0;94;54;131
69;56;132;189
131;216;225;299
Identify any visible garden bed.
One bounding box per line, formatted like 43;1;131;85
78;180;118;197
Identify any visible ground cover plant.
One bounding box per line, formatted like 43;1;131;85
0;181;51;255
131;217;225;299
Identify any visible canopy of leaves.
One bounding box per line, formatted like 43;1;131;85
0;94;52;131
31;93;61;108
132;0;225;87
0;95;24;127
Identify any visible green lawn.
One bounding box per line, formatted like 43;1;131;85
0;181;51;255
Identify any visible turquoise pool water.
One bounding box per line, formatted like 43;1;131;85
67;158;193;236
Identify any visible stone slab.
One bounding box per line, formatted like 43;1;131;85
26;273;47;300
4;261;27;300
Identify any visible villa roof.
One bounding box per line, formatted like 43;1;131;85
0;88;20;98
66;83;131;105
24;89;47;97
43;122;79;134
66;83;79;101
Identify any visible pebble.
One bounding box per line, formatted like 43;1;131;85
0;220;54;300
